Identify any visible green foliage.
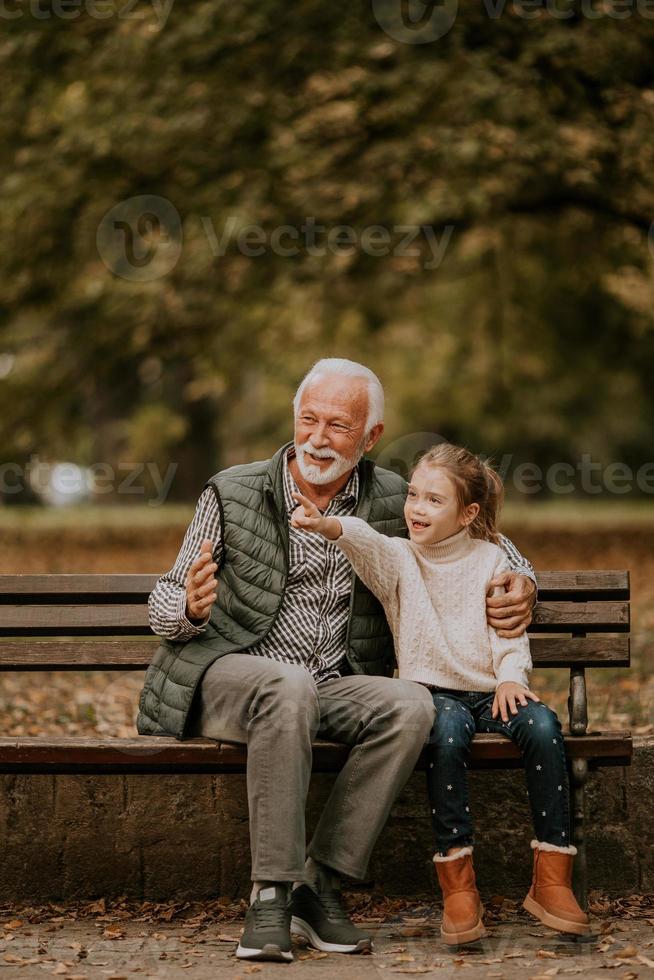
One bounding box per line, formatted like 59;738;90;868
1;0;654;499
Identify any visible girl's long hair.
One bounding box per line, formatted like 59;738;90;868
410;443;504;545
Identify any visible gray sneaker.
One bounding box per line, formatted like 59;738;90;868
290;883;373;954
236;885;293;962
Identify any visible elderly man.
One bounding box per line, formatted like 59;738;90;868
136;358;536;963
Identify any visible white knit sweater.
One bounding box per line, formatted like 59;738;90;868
336;517;532;691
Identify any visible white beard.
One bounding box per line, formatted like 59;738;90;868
294;439;363;486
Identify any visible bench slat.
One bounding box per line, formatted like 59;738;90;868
0;732;632;774
531;570;629;599
532;601;629;631
0;570;630;601
0;574;157;602
0;605;152;634
0;600;629;635
0;638;158;668
531;637;630;667
0;636;630;669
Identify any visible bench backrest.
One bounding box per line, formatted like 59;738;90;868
0;571;629;734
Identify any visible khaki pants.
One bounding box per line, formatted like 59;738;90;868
188;653;435;882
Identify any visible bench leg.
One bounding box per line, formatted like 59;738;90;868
570;758;588;910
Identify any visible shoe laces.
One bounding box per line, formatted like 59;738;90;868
253;896;288;929
318;884;350;922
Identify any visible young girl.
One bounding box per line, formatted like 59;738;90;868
291;443;589;945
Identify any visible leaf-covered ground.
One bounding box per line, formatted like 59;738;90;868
1;892;653;978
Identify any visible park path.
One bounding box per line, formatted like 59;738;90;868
2;897;653;978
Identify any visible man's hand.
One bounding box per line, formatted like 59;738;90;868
185;538;218;622
291;492;342;540
486;572;536;637
492;681;540;723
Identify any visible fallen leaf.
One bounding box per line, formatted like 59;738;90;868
390;970;433;976
83;899;106;915
613;945;639;959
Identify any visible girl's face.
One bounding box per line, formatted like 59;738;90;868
404;464;479;546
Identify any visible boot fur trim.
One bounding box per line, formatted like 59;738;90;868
530;839;577;855
433;846;474;863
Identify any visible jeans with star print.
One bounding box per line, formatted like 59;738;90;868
425;687;571;856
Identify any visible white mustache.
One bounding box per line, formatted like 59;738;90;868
299;442;338;460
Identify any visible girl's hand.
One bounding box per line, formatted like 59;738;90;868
290;492;343;540
492;681;540;723
290;491;323;530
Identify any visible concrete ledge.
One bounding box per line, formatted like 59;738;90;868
1;737;651;901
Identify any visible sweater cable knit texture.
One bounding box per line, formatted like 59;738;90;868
335;517;532;691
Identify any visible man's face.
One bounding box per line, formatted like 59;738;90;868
294;375;375;486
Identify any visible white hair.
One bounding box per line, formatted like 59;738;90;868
292;358;385;433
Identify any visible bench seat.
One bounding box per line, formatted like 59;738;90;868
0;731;632;774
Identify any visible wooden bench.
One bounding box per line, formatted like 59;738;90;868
0;571;632;907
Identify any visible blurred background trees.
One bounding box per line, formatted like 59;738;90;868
1;0;654;502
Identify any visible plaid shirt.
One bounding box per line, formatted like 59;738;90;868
148;448;536;682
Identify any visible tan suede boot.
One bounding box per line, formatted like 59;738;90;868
434;846;486;945
522;841;590;936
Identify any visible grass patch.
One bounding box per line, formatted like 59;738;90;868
2;499;654;532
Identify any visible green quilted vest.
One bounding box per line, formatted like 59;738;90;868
136;442;408;740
